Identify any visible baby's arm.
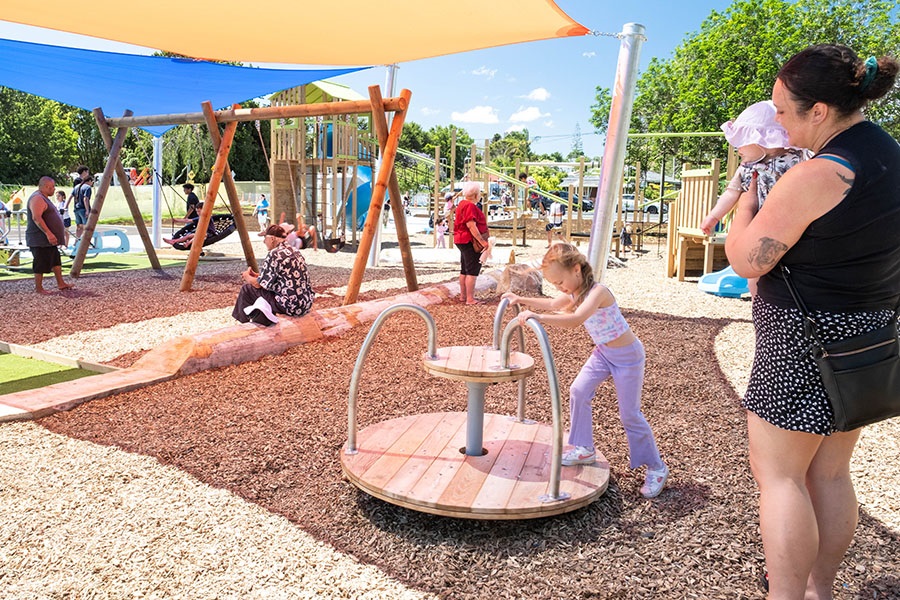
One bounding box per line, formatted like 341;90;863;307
700;171;744;235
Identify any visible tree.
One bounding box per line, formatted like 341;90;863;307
588;87;612;135
0;87;78;185
567;123;584;160
612;0;900;168
426;125;473;181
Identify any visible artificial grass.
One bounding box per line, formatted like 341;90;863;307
0;253;182;281
0;353;97;395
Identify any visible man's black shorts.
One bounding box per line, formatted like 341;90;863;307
30;245;61;274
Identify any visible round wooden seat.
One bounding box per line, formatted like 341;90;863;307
422;345;534;384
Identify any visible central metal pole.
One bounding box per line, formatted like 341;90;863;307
465;382;488;455
588;22;646;281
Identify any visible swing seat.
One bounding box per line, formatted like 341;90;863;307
171;214;236;251
323;237;345;253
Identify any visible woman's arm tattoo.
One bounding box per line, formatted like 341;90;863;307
748;237;788;270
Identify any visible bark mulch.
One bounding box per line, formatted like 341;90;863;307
37;303;900;599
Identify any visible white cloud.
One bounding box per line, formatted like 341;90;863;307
522;88;551;101
505;124;527;133
543;120;554;127
472;66;497;79
583;51;596;58
420;107;440;116
452;105;499;124
509;106;550;123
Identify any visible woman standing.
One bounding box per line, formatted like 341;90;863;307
453;182;489;305
726;45;899;598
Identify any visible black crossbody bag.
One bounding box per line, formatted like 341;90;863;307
781;265;900;431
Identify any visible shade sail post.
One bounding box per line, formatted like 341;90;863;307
587;23;646;281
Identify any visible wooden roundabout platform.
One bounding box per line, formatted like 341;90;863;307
342;332;610;520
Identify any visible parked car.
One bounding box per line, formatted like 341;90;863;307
541;191;594;214
621;193;668;216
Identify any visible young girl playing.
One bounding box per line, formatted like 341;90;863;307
700;100;806;236
435;218;449;248
502;243;668;498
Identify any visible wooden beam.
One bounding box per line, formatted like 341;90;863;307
103;97;407;129
92;108;161;271
343;88;412;305
180;108;239;292
201;101;257;272
368;85;418;293
70;110;131;277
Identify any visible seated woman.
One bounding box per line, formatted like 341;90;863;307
232;224;315;326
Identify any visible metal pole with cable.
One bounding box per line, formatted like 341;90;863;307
587;23;646;281
368;63;398;268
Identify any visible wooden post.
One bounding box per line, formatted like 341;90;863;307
92;108;161;271
368;85;417;293
70;109;131;278
343;88;412;305
180;108;238;292
201;102;257;272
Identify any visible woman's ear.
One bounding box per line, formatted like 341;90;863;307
810;101;830;125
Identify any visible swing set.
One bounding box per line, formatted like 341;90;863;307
83;86;417;298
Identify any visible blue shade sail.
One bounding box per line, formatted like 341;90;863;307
0;37;368;135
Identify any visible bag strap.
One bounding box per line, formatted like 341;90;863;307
780;264;827;351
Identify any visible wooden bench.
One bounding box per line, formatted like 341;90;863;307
569;230;621;259
488;212;530;247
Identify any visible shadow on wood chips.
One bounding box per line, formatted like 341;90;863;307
39;303;900;599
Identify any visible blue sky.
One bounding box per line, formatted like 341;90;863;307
0;1;735;158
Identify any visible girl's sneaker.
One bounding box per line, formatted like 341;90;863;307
561;446;596;466
641;464;669;498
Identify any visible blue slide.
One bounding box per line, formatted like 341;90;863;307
698;265;749;298
345;165;390;231
347;166;373;230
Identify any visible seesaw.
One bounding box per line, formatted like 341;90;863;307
69;229;131;258
341;300;609;520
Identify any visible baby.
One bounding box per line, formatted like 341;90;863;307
701;100;806;236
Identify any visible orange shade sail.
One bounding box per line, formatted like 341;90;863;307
2;1;589;65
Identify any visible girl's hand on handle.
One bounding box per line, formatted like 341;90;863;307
501;292;520;305
517;310;537;326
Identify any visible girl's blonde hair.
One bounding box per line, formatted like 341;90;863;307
541;242;594;303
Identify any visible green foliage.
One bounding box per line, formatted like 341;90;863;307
529;165;564;192
0;87;78;185
589;87;612;135
621;0;900;167
426;124;474;180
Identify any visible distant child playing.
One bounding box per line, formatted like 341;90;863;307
435;218;449;248
700;100;806;236
502;243;668;498
55;190;71;246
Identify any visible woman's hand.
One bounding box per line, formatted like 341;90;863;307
501;292;520;305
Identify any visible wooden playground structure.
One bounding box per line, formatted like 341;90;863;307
84;85;420;303
341;301;609;519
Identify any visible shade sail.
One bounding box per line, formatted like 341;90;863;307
1;1;588;65
0;38;366;135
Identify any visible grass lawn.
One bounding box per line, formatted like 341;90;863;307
0;252;182;281
0;353;97;395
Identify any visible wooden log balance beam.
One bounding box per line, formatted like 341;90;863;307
0;275;498;422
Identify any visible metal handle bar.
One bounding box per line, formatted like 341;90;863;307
345;303;437;454
499;317;568;502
